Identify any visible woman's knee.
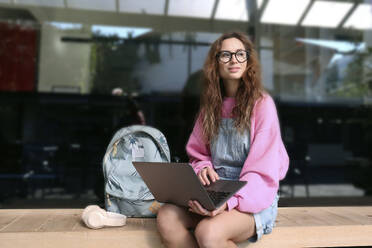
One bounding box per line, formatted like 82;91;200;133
194;219;222;248
156;204;184;234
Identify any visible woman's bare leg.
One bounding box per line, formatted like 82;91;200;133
194;209;256;248
156;204;201;248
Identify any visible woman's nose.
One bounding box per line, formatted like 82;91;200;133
230;55;238;63
230;54;238;63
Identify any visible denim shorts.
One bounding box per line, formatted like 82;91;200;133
249;194;279;242
215;167;279;241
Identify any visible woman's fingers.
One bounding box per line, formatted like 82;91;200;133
208;167;220;182
210;202;227;217
204;167;219;184
198;170;206;185
198;168;209;185
188;200;200;214
201;168;211;185
188;200;226;217
193;200;209;215
198;167;220;185
188;200;211;216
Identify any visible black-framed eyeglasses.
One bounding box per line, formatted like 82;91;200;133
217;50;249;63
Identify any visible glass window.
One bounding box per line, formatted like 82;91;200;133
1;0;372;204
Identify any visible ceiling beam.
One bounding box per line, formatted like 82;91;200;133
337;2;358;29
28;6;50;23
257;0;268;20
0;3;367;38
164;0;169;16
210;0;219;20
246;0;258;43
0;4;247;33
297;0;314;26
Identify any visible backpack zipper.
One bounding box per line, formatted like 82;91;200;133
112;140;120;157
106;193;112;206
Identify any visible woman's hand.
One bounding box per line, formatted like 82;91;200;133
198;167;219;185
188;200;227;217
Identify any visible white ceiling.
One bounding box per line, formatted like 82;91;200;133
215;0;248;21
119;0;165;15
168;0;215;19
67;0;116;12
344;3;372;30
15;0;64;7
1;0;371;30
302;1;353;28
261;0;311;25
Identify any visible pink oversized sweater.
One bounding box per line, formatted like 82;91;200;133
186;94;289;213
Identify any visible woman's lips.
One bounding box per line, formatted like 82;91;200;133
228;67;240;73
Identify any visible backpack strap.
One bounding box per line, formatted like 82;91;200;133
129;125;171;162
105;126;135;155
105;125;170;162
103;126;140;181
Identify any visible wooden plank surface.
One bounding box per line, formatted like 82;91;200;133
247;225;372;248
276;207;372;227
0;214;21;232
0;207;371;248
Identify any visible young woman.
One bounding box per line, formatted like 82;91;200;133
157;31;289;248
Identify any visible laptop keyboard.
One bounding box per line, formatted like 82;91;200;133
206;190;230;206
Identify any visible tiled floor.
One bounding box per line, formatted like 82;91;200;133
280;183;365;198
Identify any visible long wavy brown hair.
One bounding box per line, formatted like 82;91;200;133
200;31;264;144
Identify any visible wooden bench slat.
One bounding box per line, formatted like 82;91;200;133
37;213;80;232
0;214;21;232
1;213;52;232
278;207;372;226
330;207;372;225
247;225;372;248
0;207;371;248
278;208;331;226
0;230;163;248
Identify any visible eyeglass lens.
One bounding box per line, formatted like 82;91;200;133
218;50;248;63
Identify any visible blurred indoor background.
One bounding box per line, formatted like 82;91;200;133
1;0;372;208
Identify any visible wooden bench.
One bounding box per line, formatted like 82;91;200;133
1;207;371;247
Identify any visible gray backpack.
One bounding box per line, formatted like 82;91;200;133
103;125;170;217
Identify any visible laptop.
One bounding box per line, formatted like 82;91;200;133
132;162;246;211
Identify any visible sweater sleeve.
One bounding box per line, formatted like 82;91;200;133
186;115;213;175
227;96;289;213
